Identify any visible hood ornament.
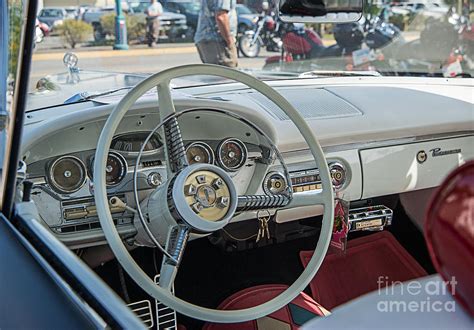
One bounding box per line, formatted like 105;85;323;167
63;52;80;84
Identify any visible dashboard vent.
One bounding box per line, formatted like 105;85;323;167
247;88;362;121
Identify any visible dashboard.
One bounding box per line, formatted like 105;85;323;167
25;109;282;248
22;76;474;249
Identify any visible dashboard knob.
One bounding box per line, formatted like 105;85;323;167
147;172;162;187
329;162;346;190
263;172;288;195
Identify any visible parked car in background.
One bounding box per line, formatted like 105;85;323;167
127;0;189;42
390;1;448;18
64;6;79;19
162;0;200;39
37;7;67;30
82;6;115;41
83;1;188;43
236;4;259;33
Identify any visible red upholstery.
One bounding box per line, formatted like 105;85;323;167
203;284;326;330
425;160;474;316
300;231;427;309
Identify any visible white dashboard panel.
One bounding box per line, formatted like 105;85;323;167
360;136;474;199
275;148;362;223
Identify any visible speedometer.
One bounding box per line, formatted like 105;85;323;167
111;132;162;154
217;138;247;172
186;142;214;165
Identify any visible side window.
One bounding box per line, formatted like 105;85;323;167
7;0;24;85
1;0;26;205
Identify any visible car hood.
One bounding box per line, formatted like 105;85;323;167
26;69;298;111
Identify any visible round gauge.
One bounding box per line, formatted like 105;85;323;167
49;156;86;193
90;152;127;186
186;142;214;165
217;138;247;172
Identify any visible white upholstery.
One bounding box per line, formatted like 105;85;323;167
303;275;473;329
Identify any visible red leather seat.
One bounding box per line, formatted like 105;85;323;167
203;284;328;330
425;160;474;316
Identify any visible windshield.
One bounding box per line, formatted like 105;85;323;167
180;2;201;14
236;5;256;15
29;0;473;111
39;8;64;17
128;2;149;13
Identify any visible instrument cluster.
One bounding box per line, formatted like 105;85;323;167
47;151;130;194
46;136;251;195
185;138;249;172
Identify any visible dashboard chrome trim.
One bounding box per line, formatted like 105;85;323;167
48;155;87;194
110;131;163;157
217;137;248;172
185;141;215;165
280;131;474;157
88;151;128;187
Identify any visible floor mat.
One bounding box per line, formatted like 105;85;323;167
300;231;427;310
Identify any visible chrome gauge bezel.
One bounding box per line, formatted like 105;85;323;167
263;171;289;195
48;155;87;194
217;138;248;172
185;142;215;165
329;161;347;191
110;131;163;156
89;151;128;187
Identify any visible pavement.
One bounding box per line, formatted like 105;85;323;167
32;45;197;61
30;31;420;90
30;41;274;90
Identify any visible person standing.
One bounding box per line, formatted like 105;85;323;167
194;0;238;67
145;0;163;47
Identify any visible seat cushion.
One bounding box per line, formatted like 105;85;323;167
425;160;474;316
203;284;328;330
300;231;427;309
303;275;474;330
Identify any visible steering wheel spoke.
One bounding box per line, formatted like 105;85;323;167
157;83;188;174
158;224;190;291
237;194;291;211
237;189;327;211
283;190;327;209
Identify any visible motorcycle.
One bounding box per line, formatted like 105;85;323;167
390;8;474;77
238;4;282;58
263;18;403;73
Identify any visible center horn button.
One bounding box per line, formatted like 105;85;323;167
183;170;231;222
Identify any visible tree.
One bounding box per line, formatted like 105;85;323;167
100;13;146;43
57;19;93;49
8;0;23;81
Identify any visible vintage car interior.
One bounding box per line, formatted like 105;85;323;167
1;0;473;329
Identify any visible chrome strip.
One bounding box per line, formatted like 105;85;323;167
282;131;474;157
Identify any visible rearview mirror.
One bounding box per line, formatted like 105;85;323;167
278;0;363;23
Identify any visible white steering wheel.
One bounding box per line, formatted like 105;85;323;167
93;64;334;323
